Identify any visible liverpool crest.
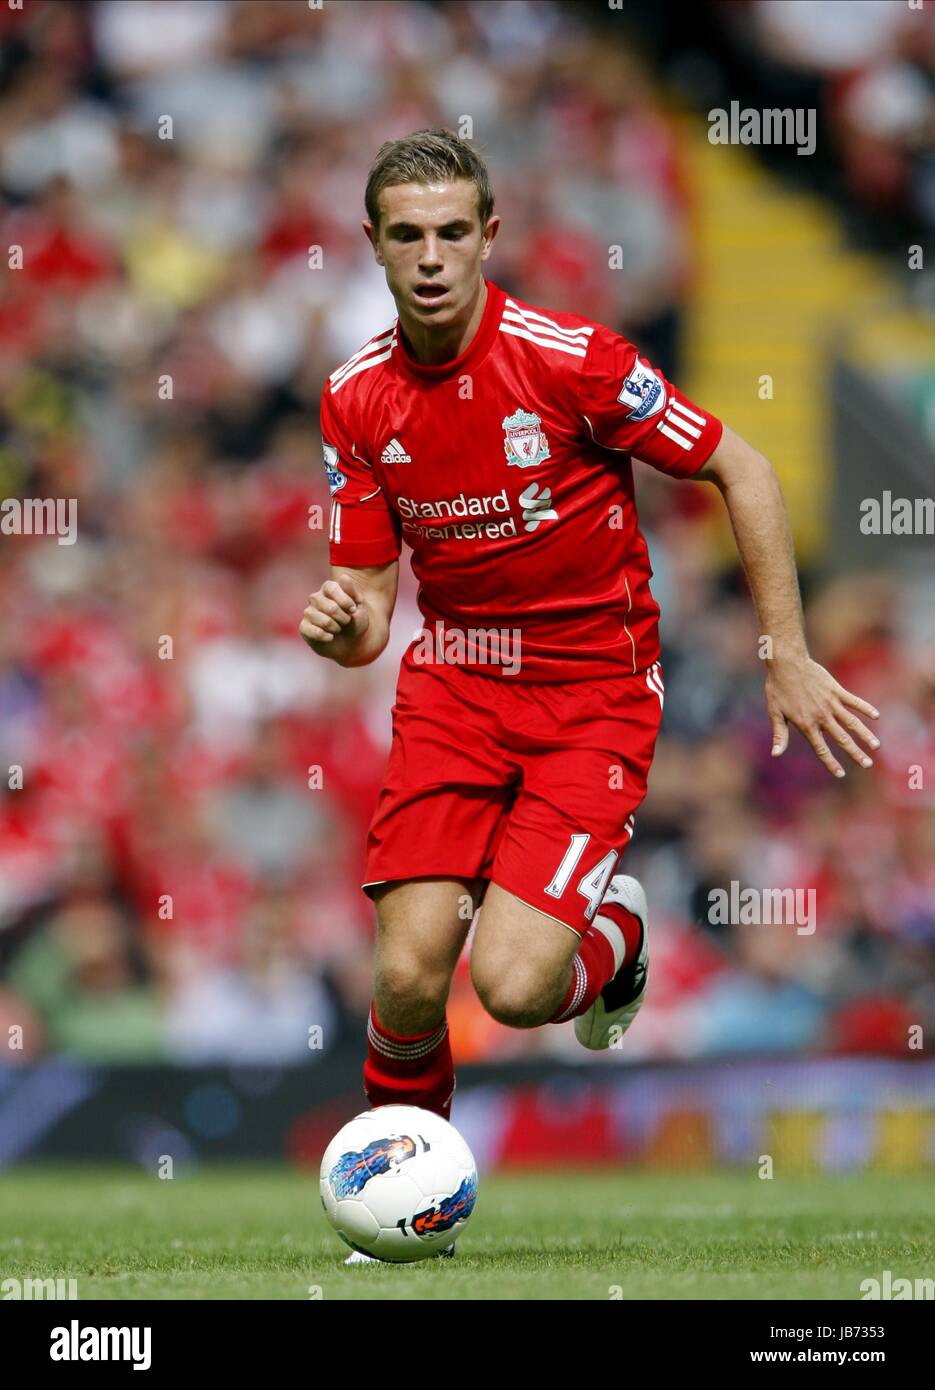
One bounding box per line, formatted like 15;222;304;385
502;409;550;468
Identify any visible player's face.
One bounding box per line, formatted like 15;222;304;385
367;180;498;327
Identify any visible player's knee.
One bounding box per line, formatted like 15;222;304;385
472;968;545;1028
377;954;449;1016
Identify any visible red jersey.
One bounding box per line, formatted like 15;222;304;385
321;277;722;681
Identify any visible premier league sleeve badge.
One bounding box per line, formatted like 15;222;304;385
616;358;666;421
322;442;348;494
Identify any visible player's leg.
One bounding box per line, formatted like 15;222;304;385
470;881;579;1025
371;874;481;1033
470;877;644;1029
364;875;485;1120
358;653;519;1117
470;663;663;1039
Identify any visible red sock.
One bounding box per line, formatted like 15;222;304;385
364;1005;456;1120
549;903;644;1023
598;898;644;969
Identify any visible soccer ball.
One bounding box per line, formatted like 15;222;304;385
319;1105;477;1262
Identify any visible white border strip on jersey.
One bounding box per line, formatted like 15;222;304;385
665;403;702;439
329;328;396;386
501;309;592;350
657;420;694;450
502;301;594;344
668;398;705;427
499;323;589;357
331;340;397;393
504;298;595;341
657;397;708;451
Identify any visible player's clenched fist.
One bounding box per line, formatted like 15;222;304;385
299;575;369;660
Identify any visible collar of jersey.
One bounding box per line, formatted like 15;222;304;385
393;278;505;381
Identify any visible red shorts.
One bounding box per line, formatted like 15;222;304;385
362;650;665;936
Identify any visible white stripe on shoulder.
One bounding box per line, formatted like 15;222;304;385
499;322;588;358
329;327;397;388
329;326;395;380
501;308;593;350
331;340;397;392
504;299;594;343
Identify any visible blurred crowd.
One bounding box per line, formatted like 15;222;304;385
709;0;935;242
0;0;932;1067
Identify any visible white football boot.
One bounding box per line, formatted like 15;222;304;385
574;874;649;1050
344;1244;456;1265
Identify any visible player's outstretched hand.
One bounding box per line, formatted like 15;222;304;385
765;655;880;778
299;574;369;660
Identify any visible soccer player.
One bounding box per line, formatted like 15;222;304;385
300;127;879;1137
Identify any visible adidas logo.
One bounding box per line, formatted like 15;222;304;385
381;438;412;464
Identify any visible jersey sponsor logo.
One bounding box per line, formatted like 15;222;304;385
322;442;347;495
393;482;559;541
397;487;516;541
519;481;558;531
380;437;412;464
397;488;510;520
502;408;551;468
617;358;666;421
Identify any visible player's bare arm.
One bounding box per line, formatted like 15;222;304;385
299;561;398;667
696;424;880;778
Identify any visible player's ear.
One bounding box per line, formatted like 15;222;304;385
480;215;501;260
362;220;383;264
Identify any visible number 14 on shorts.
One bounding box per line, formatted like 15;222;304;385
543;828;633;921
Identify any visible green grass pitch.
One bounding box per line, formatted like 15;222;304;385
1;1166;932;1300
